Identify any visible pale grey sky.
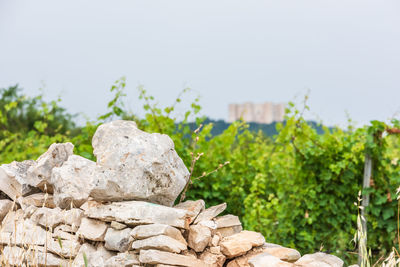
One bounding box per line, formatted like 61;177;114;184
0;0;399;126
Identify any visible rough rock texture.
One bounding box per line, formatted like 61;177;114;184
295;252;344;267
104;252;140;267
248;252;294;267
139;249;206;267
2;246;67;267
0;199;14;221
27;142;74;190
194;203;227;224
220;230;266;258
175;199;205;223
0;160;38;200
17;192;55;209
105;227;133;252
131;235;187;253
83;200;192;229
51;155;97;208
91;120;189;206
188;224;212;252
131;223;187;245
77;217;108;241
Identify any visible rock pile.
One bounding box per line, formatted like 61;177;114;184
0;120;346;267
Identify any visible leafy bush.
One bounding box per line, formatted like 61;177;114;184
1;80;399;263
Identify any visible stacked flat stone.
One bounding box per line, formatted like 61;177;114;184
0;120;347;267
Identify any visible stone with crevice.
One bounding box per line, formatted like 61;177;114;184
77;217;108;241
139;249;207;267
91;120;190;206
194;203;227;224
0;199;15;221
131;223;187;245
132;235;187;253
27;142;74;191
175;199;205;223
220;230;265;258
105;227;133;252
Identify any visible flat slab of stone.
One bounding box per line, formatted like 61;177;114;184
47;237;81;258
220;230;265;258
83;200;192;229
216;225;243;237
194;203;227;224
248;253;294;267
200;250;226;267
262;246;301;262
132;235;187;253
91;120;190;206
214;214;241;228
0;216;52;246
131;223;187;245
17;192;55;209
77;217;108;241
295;252;344;267
74;243;115;267
139;249;207;267
105;252;141;267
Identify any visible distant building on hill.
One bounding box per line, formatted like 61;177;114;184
228;102;285;124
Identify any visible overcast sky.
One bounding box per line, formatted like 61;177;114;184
0;0;399;126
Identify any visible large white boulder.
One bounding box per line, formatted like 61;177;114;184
91;120;189;206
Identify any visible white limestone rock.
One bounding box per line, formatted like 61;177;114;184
214;214;241;228
105;227;133;252
139;249;207;267
220;230;266;258
27;142;74;190
74;243;115;267
51;155;97;208
91;120;189;206
295;252;344;267
248;253;294;267
2;246;68;267
84;200;192;229
77;217;108;241
47;237;81;258
30;207;83;230
131;223;187;245
194;203;227;224
17;192;55;209
104;252;140;267
0;199;15;221
132;235;187;253
175;199;205;223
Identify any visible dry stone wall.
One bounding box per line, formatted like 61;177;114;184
0;120;347;267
